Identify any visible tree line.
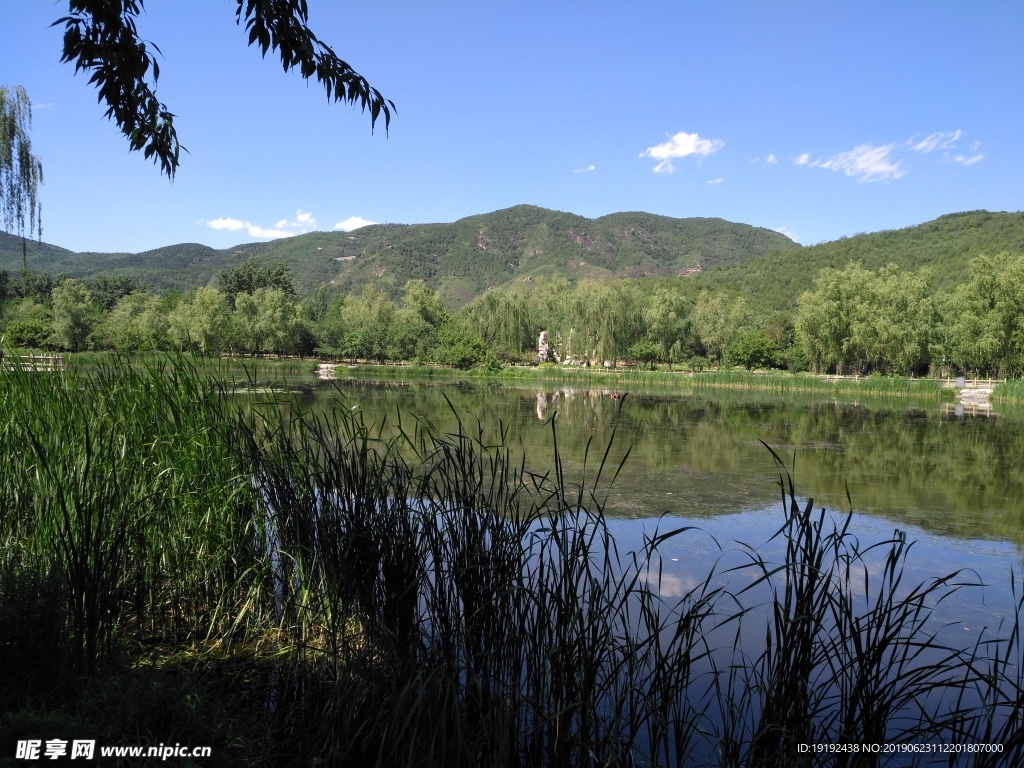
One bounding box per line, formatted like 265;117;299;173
2;252;1023;378
0;258;498;370
795;253;1024;378
458;251;1024;378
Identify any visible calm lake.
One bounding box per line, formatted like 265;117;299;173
281;374;1024;631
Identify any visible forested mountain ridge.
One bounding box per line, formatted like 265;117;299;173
694;210;1024;310
0;232;288;295
4;208;1023;312
5;208;1024;375
1;205;798;303
324;206;800;305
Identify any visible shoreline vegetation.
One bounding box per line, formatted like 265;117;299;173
1;355;1022;766
993;379;1024;404
339;362;962;400
45;349;970;401
4;249;1024;398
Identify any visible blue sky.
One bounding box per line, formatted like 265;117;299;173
3;1;1022;253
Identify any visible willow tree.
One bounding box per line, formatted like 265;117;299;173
795;264;872;374
460;285;532;360
0;85;43;269
692;290;748;369
944;252;1024;377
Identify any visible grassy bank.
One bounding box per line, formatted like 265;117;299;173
13;348;959;401
994;379;1024;404
66;350;318;379
684;369;954;399
340;362;956;401
0;355;1018;766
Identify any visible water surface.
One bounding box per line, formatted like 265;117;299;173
293;377;1024;543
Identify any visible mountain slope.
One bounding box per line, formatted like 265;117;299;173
7;208;1021;313
0;231;80;270
1;205;799;304
694;210;1024;310
325;205;799;304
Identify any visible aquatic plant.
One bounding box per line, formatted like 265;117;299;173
0;354;1018;766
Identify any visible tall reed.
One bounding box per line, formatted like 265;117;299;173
993;379;1024;404
0;354;1019;766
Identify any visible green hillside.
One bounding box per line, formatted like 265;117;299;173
695;210;1024;309
324;206;800;305
0;234;279;295
0;231;79;270
6;207;1022;312
1;205;798;303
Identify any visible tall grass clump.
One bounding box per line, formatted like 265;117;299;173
994;379;1024;404
237;394;1022;766
1;354;1021;766
688;370;954;400
343;363;957;402
0;354;259;671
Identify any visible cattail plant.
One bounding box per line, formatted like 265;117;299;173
0;353;1019;766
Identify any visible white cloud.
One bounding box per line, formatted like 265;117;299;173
273;209;317;230
572;164;596;173
246;224;296;239
640;131;724;174
638;566;700;598
793;131;981;184
207;217;246;231
908;130;963;153
334;216;377;232
774;226;800;243
201;209;317;240
766;153;778;165
808;143;905;182
908;132;983;166
707;177;724;184
953;153;985;166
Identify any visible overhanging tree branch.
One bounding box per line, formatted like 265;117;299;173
235;0;395;129
54;0;394;179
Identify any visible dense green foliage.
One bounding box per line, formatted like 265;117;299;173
4;208;1024;379
5;255;1024;380
4;207;1020;323
323;206;798;306
994;379;1024;404
794;254;1024;377
1;358;1021;765
0;268;504;369
218;256;297;303
699;209;1024;311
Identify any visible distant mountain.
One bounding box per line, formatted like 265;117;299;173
0;231;78;267
321;206;799;305
694;210;1024;310
0;232;259;294
6;207;1020;312
1;205;798;305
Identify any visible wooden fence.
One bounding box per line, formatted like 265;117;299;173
0;353;65;373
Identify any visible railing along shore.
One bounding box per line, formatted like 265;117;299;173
0;353;65;372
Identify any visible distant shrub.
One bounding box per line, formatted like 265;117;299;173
432;322;499;370
4;318;52;349
726;330;784;370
